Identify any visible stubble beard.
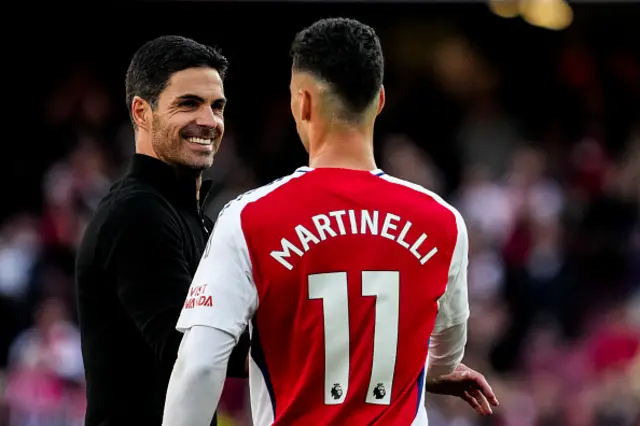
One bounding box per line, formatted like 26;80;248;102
151;114;214;173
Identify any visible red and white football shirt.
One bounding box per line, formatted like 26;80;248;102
177;167;469;426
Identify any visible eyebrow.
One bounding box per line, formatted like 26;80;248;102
175;94;227;106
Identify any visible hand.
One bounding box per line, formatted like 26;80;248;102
425;363;499;415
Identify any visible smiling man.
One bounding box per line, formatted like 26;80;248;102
75;36;249;426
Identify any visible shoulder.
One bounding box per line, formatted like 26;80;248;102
380;174;469;247
216;169;308;224
111;178;175;217
206;170;308;253
98;182;181;239
380;174;464;226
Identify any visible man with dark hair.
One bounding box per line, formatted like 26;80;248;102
76;35;248;426
163;19;497;426
289;17;385;126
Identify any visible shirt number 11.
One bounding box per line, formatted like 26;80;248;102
308;271;400;406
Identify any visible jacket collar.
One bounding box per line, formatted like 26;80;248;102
128;154;215;215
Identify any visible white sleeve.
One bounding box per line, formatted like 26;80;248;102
176;202;258;341
427;323;466;380
162;326;236;426
433;211;470;333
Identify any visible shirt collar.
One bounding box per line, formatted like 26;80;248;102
295;166;385;176
128;154;215;212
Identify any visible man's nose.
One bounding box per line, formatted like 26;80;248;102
195;106;218;128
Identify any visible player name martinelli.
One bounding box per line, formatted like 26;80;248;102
271;209;438;270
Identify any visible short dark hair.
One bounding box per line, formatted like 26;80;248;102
125;35;228;121
291;18;384;120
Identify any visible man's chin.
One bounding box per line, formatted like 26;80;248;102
171;153;214;173
188;154;215;172
184;160;213;173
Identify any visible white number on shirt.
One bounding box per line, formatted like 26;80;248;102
308;271;399;406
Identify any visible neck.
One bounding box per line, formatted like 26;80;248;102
136;133;203;201
308;126;377;171
135;132;157;159
195;175;202;202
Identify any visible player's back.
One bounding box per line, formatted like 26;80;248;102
241;167;467;426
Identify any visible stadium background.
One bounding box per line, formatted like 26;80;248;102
0;1;638;425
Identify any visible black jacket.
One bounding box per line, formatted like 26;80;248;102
76;154;249;426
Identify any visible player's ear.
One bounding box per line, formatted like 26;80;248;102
299;89;312;122
376;85;386;116
132;96;152;131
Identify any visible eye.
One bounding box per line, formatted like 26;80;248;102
211;102;225;114
180;100;199;108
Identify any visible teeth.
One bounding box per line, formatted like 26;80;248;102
187;137;212;145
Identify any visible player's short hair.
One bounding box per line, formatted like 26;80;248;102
290;18;384;122
125;35;228;124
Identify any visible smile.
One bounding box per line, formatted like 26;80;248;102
186;137;213;146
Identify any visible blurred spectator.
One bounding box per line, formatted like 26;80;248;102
456;165;514;247
40;140;110;252
380;133;445;193
2;298;84;426
0;216;41;303
0;215;41;369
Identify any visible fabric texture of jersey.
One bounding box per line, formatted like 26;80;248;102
177;167;469;426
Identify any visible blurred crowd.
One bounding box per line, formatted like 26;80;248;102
0;5;638;426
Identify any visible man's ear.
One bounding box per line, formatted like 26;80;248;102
131;96;152;131
376;85;385;116
299;89;312;122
